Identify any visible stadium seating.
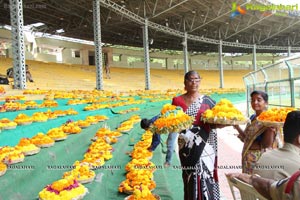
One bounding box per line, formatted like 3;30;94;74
0;57;250;91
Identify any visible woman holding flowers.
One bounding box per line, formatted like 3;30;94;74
172;70;225;200
234;90;278;174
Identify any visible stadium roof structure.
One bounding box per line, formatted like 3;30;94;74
1;0;300;53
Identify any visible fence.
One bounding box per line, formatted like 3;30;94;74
243;55;300;116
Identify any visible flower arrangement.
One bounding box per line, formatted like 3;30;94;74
5;95;25;102
134;140;152;149
257;107;297;126
14;113;33;125
160;104;176;115
65;108;78;115
83;104;109;111
75;120;91;128
125;158;156;172
24;100;39;109
61;121;81;134
40;100;58;107
141;130;153;141
47;127;68;141
53;110;67;117
131;147;153;160
119;169;156;194
117;120;134;132
94;115;109;122
202;98;248;125
81;138;113;168
89;137;113;151
0;118;17;130
127;185;159;200
43;110;58;119
85;116;98;124
2;102;27;111
31;133;55;148
39;177;88;200
0;162;7;177
129;115;141;124
32;112;48;122
80;157;105;169
54;92;76;99
150;104;194;134
23;89;48;95
84;148;112;161
63;161;95;184
0;146;25;164
93;127;121;143
15;138;40;156
67;99;87;105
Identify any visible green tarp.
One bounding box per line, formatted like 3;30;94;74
0;92;246;200
0;99;185;200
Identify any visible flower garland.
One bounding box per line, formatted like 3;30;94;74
39;177;88;200
119;130;157;198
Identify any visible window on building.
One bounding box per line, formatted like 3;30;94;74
74;51;80;58
72;50;80;58
113;55;120;62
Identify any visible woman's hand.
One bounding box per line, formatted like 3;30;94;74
226;173;252;184
147;146;153;152
233;125;245;141
261;126;277;149
233;125;239;130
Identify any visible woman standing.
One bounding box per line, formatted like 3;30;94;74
234;90;277;174
173;70;224;200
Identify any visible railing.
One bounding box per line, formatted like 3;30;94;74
243;55;300;116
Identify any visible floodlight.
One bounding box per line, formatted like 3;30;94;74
56;29;65;33
31;22;45;27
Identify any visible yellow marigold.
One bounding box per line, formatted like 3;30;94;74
202;98;247;124
51;179;69;192
257;107;296;122
160;104;177;115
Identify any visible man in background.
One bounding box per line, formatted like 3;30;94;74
226;171;300;200
253;111;300;180
6;64;34;82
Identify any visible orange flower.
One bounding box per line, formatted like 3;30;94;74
257;107;296;122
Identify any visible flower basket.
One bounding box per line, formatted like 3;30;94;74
150;104;194;134
201;99;248;125
256;107;296;128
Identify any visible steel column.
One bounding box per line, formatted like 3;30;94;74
253;44;257;71
183;32;189;73
285;60;295;107
93;0;103;90
288;46;291;57
9;0;26;89
218;40;224;88
143;18;151;90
